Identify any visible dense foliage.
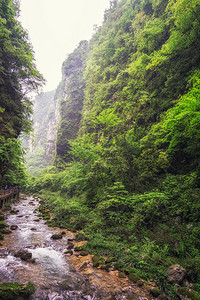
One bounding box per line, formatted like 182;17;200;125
22;90;56;175
26;0;200;297
0;0;44;186
56;40;88;164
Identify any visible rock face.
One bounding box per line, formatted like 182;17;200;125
167;264;186;284
55;40;88;164
21;90;60;172
45;93;60;163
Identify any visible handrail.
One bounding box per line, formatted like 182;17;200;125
0;189;19;208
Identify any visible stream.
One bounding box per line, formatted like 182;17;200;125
0;196;99;299
0;196;153;300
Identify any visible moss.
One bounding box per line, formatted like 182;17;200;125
14;250;32;261
105;257;117;264
45;220;55;227
92;255;105;267
43;214;50;220
51;234;63;240
92;255;101;263
118;272;126;278
0;282;35;299
0;222;8;229
136;280;144;287
74;245;85;251
92;261;99;267
10;210;18;215
0;229;11;234
150;287;161;297
176;287;200;300
128;272;141;283
64;250;73;255
80;251;88;256
0;233;4;240
0;214;5;221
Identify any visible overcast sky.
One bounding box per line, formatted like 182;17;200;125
19;0;110;92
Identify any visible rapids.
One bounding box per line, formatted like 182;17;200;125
0;196;154;300
0;196;97;299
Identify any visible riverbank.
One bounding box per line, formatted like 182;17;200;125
0;195;157;300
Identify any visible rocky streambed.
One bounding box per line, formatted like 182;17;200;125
0;196;157;300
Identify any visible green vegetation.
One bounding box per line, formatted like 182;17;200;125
22;90;56;175
1;0;200;298
0;0;44;187
25;146;50;175
0;282;35;300
25;0;200;297
56;40;88;164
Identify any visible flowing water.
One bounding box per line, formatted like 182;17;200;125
0;196;99;299
0;196;153;300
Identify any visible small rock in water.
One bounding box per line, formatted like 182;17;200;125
68;238;74;242
64;250;73;255
10;225;18;230
10;210;18;214
51;234;63;240
13;250;32;261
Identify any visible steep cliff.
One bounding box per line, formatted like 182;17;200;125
55;40;88;164
24;90;59;174
27;0;200;296
45;91;60;163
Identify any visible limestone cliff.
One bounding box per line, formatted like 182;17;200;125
45;92;60;163
55;40;88;164
23;90;59;174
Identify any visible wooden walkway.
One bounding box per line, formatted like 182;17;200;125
0;189;19;209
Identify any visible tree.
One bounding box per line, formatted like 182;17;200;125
0;0;44;138
0;0;44;185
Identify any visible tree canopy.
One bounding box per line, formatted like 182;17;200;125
0;0;44;186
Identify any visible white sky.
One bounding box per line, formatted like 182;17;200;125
19;0;110;92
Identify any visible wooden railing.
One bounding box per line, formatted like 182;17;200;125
0;189;19;209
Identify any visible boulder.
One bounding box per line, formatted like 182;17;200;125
64;250;73;255
14;250;32;261
167;264;186;284
0;282;35;299
51;234;63;240
128;272;140;283
150;287;161;297
176;287;200;300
